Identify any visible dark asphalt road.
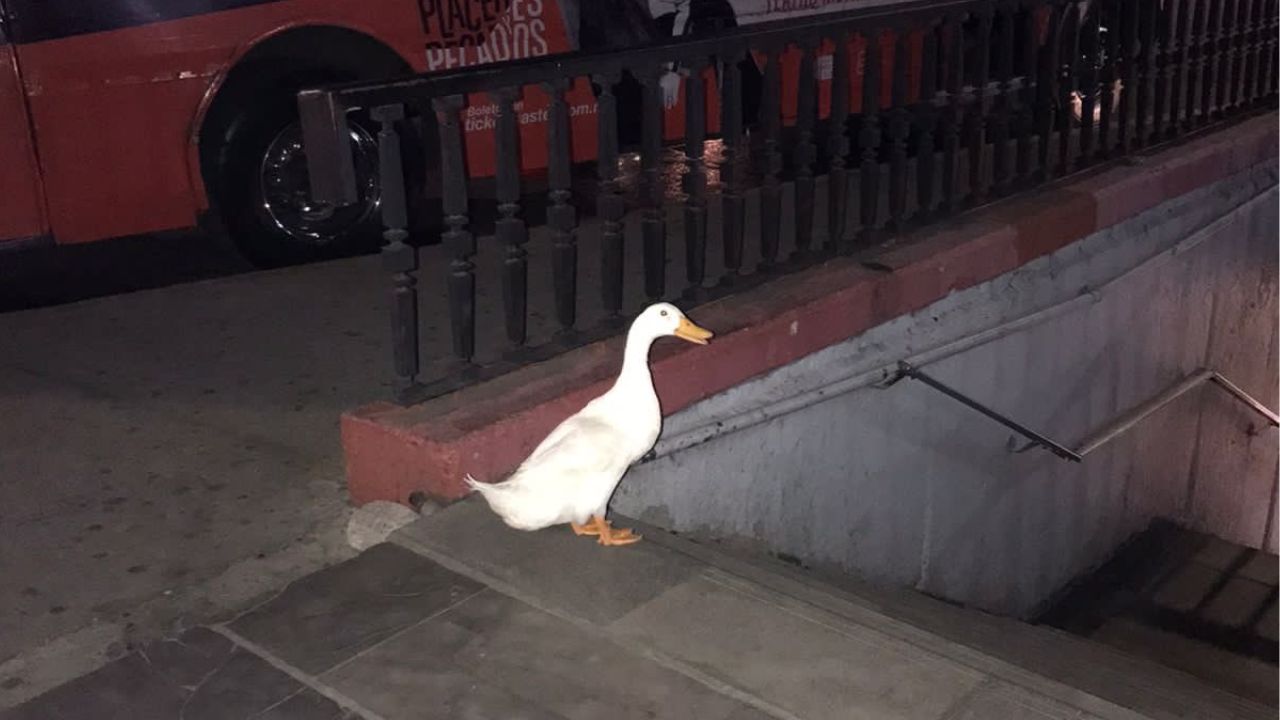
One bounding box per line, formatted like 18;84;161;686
0;231;255;314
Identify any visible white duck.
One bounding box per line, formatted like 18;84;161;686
465;302;713;546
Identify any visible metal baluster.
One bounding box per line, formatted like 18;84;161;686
991;5;1018;191
720;48;747;285
1037;5;1061;180
942;17;965;210
1015;7;1038;181
1240;0;1261;106
594;72;625;324
1215;0;1237;115
1155;0;1179;140
859;28;884;242
917;22;942;218
372;104;420;401
1257;0;1274;102
1057;3;1080;174
640;67;666;301
1202;0;1223;122
886;29;911;231
1247;0;1262;101
794;38;819;259
1221;0;1239;107
434;95;475;366
1168;0;1190;138
545;78;578;335
1256;0;1271;103
1187;0;1208;126
1136;0;1159;146
491;88;528;352
1078;6;1101;164
828;32;853;251
1095;3;1116;154
759;46;783;270
1117;0;1139;153
683;60;709;300
1266;0;1276;99
1254;0;1274;102
1217;0;1234;110
968;8;994;203
1228;0;1249;106
1157;0;1172;140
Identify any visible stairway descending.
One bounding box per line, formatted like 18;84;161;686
1037;519;1278;707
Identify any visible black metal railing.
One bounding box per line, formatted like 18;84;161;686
299;0;1278;405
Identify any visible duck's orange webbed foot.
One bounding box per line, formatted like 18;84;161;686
570;516;640;545
570;520;601;536
592;515;641;546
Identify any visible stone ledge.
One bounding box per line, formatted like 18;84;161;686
342;113;1278;506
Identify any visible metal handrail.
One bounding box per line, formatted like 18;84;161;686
892;361;1084;461
894;364;1279;463
1072;369;1280;457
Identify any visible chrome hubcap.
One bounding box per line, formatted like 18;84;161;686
259;121;380;245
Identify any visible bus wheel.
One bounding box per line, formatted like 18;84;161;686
211;101;383;268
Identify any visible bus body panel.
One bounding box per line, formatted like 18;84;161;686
0;40;47;243
9;0;425;244
434;0;595;177
0;0;955;246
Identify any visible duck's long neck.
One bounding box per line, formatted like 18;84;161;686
610;328;657;397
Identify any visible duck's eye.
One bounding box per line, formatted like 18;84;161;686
660;310;669;317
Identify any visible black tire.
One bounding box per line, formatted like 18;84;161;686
200;31;412;268
208;84;382;268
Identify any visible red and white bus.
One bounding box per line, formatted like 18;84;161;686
0;1;1063;266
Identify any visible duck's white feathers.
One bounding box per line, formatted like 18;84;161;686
465;407;650;530
463;302;700;532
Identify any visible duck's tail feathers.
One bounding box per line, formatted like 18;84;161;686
465;472;509;496
464;473;519;521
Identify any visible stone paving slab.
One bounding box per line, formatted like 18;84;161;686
227;543;483;676
391;499;1163;720
0;627;329;720
6;499;1270;720
946;679;1103;720
398;497;702;625
257;689;355;720
611;573;984;720
321;589;769;720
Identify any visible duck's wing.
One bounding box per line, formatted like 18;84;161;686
523;411;588;465
513;415;630;485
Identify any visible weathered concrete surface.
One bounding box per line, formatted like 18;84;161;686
1185;196;1280;552
613;159;1279;618
9;499;1270;720
386;500;1269;720
0;257;397;708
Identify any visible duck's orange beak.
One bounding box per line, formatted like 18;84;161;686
673;317;714;345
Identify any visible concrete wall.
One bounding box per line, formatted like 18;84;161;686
614;161;1279;619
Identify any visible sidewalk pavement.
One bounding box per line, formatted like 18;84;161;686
6;498;1270;720
0;255;389;707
